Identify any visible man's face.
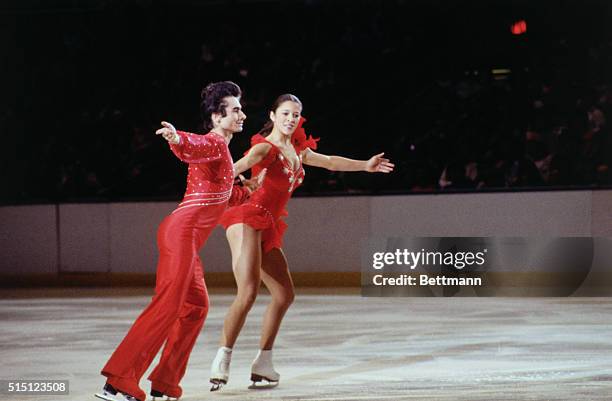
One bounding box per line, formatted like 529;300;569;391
215;96;246;133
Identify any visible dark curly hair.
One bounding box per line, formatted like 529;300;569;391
258;93;302;136
200;81;242;131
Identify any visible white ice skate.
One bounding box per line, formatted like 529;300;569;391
249;349;280;389
209;346;232;391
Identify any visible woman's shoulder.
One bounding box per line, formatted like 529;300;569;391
250;134;275;152
246;134;276;161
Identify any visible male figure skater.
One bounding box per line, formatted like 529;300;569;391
95;81;259;401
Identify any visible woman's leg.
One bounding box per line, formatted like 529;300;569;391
248;247;294;384
221;223;263;347
210;224;262;388
259;247;295;350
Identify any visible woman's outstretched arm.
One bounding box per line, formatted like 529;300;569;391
302;148;394;173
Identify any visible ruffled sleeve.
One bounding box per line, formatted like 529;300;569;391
170;131;223;163
249;134;278;169
291;117;319;153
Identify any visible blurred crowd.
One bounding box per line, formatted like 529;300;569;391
2;0;611;202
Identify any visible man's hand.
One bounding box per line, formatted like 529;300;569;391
239;168;267;194
156;121;180;145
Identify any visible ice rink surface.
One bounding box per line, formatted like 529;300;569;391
1;290;611;401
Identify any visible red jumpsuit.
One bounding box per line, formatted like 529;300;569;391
101;131;248;401
219;118;318;252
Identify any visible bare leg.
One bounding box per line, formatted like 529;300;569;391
259;248;295;350
221;223;262;348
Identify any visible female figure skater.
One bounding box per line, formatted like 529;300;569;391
95;81;259;401
209;94;394;390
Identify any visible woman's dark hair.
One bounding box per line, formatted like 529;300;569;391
200;81;242;131
258;94;302;135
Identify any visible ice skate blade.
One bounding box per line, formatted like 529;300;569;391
94;393;118;401
248;374;279;390
209;378;227;392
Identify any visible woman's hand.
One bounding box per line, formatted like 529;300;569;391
365;152;394;173
155;121;180;144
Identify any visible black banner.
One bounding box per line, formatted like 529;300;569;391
361;237;612;297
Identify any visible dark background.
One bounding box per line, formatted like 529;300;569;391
2;0;611;203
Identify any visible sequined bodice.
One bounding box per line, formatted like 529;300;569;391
169;131;235;211
246;137;305;218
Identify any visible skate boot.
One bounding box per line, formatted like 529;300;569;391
250;349;280;388
209;346;232;391
150;389;179;400
150;381;181;401
120;394;142;401
95;383;122;401
95;384;143;401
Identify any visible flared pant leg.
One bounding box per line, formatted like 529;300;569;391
101;204;222;400
147;254;209;398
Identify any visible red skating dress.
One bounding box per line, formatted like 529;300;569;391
219;117;318;253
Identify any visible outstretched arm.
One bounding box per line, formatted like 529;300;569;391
302;148;394;173
233;142;272;177
156;121;222;163
156;121;181;144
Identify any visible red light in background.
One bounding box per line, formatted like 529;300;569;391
511;20;527;35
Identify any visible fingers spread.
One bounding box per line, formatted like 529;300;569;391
258;169;267;183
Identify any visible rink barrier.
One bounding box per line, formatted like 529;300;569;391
0;272;361;288
1;190;612;289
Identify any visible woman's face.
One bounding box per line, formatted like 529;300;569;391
271;101;302;136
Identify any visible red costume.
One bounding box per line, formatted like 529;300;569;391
219;118;318;252
101;131;248;401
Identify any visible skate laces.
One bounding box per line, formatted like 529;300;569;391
211;347;232;377
221;353;231;369
217;347;232;369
